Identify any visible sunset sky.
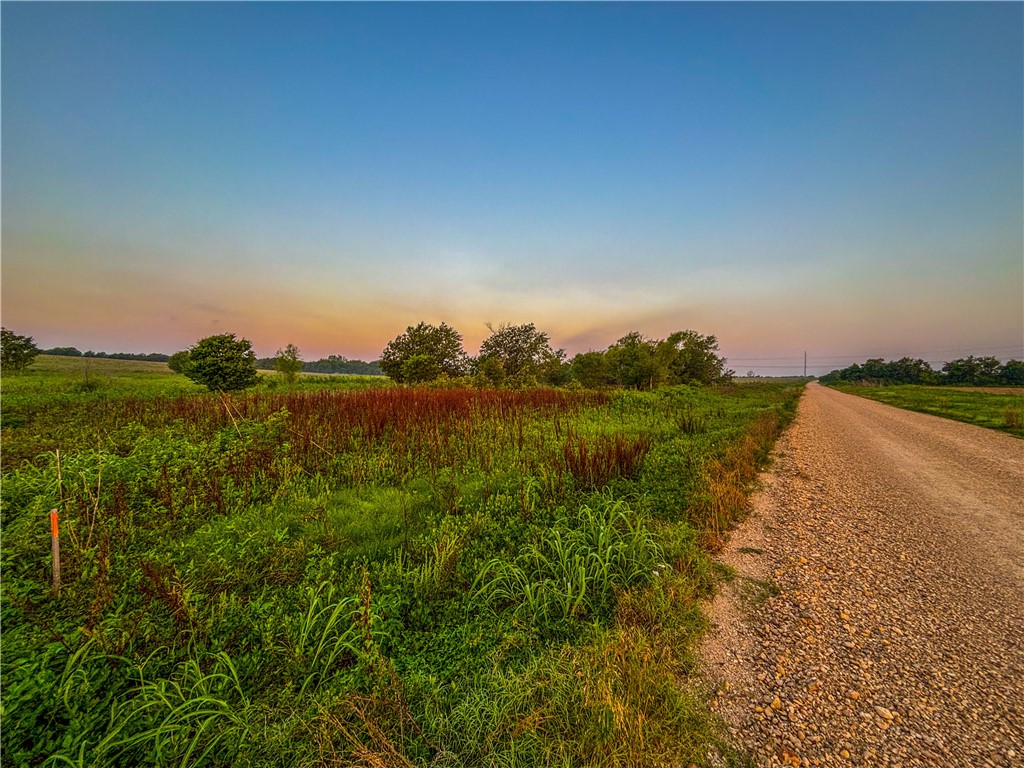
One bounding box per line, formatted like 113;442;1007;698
2;3;1021;375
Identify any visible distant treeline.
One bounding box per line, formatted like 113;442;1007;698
43;347;171;362
43;346;384;375
819;356;1024;386
255;355;383;376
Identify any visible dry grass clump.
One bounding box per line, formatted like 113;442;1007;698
691;411;783;547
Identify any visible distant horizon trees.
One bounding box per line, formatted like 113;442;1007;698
819;356;1023;387
253;354;384;375
40;347;172;363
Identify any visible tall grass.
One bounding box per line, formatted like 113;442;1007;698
1;371;802;766
97;651;253;767
474;499;662;628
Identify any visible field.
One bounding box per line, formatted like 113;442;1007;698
1;359;802;767
828;383;1024;438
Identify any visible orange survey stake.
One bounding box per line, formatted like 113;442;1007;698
50;509;59;537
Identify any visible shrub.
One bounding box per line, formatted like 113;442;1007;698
183;333;258;391
1;328;41;373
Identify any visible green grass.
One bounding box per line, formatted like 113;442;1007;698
1;363;802;767
0;355;387;435
829;383;1024;438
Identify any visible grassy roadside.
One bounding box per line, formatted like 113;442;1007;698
2;366;801;766
828;383;1024;438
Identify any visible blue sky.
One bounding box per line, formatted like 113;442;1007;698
3;2;1021;373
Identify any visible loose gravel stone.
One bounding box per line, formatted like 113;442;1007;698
701;383;1024;767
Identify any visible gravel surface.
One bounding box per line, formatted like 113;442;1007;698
701;382;1024;768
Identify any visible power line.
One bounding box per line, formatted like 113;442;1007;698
726;345;1022;363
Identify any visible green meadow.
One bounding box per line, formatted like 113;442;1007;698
829;383;1024;438
2;358;801;767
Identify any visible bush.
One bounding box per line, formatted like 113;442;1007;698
183;333;258;391
1;328;41;373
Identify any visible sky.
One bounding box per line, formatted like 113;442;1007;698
2;2;1022;375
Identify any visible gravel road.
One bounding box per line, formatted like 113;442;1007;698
701;382;1024;768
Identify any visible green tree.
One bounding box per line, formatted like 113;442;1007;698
380;322;468;384
182;333;259;391
858;358;889;382
942;356;1003;385
570;351;611;389
1;328;41;373
167;350;191;374
659;330;731;385
474;356;507;388
274;343;303;384
605;332;660;389
477;323;556;382
1001;359;1024;385
888;357;936;384
402;354;443;384
538;347;571;386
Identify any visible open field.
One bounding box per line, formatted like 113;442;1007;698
1;363;802;766
0;355;388;432
828;383;1024;438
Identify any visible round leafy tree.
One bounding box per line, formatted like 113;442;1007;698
183;333;258;391
380;322;468;383
1;328;41;373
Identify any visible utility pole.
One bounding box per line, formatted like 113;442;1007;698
804;351;807;378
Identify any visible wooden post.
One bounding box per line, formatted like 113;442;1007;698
50;509;61;595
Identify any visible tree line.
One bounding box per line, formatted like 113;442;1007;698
378;321;733;390
819;356;1024;386
40;347;172;362
167;323;731;392
254;354;382;376
2;323;734;393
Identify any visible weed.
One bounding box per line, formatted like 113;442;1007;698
738;576;782;606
